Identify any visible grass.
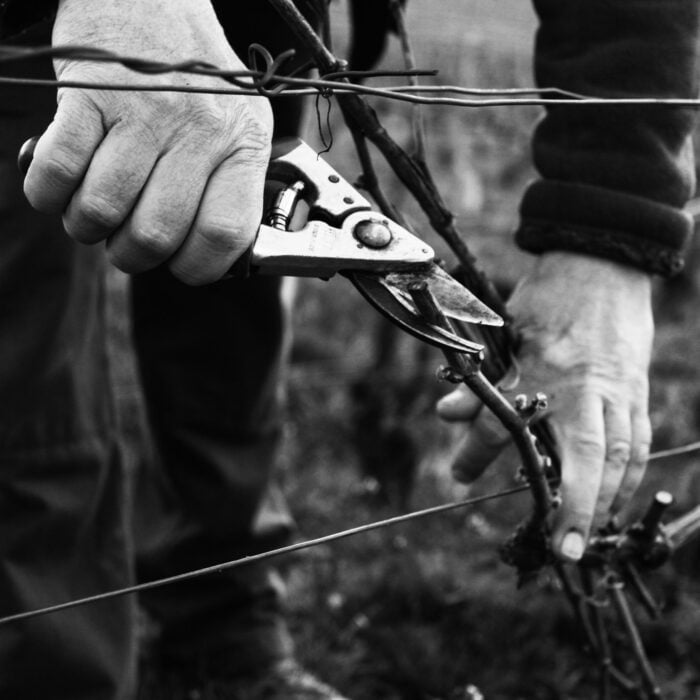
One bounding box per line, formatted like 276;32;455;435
111;3;700;698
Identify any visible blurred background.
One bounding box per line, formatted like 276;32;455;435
113;1;700;697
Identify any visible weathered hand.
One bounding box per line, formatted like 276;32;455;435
23;0;273;284
437;252;654;561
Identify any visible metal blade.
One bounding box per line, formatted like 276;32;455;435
384;265;503;326
349;273;484;355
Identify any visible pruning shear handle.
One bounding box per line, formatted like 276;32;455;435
18;136;501;355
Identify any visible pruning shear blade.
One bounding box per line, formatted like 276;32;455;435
383;265;503;326
350;272;484;355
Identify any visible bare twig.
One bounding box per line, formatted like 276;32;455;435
350;131;405;227
664;504;700;549
406;282;554;522
555;563;641;698
389;0;427;164
318;0;332;53
581;567;613;700
556;563;600;656
608;578;662;699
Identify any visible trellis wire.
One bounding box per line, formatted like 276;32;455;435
0;485;530;626
2;43;700;108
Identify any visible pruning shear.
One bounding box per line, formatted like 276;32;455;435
19;136;502;352
242;137;502;353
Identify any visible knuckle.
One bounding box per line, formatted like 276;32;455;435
556;501;595;531
196;219;241;254
128;224;174;260
630;441;651;468
69;196;123;238
231;105;272;157
605;440;631;469
189;102;228;133
569;432;606;461
40;151;84;189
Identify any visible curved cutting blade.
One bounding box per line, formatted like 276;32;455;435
349;272;484;355
384;265;503;326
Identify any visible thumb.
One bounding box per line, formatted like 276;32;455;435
449;406;512;483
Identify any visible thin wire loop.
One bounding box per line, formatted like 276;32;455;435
246;43;296;95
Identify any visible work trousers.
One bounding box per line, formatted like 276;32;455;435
0;3;309;697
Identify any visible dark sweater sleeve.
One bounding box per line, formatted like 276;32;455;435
516;0;700;276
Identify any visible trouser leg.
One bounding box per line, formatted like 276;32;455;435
132;1;315;673
132;272;293;670
0;35;136;700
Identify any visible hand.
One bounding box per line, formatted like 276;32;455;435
23;0;273;284
437;252;654;562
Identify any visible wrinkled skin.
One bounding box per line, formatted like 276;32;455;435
23;0;273;284
438;252;654;562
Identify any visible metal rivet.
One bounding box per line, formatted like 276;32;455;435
353;221;392;249
329;174;340;183
343;196;354;204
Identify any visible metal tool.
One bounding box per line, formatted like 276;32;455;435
18;136;502;353
251;138;502;353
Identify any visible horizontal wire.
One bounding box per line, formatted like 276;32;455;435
386;84;587;98
2;43;699;108
0;484;529;626
3;74;700;109
0;76;265;95
0;43;435;80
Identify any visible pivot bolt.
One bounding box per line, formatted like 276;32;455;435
353;221;392;249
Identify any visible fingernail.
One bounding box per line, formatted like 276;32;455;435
561;531;585;561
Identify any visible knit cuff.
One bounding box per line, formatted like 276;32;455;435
516;180;693;277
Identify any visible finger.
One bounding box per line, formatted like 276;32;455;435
611;406;651;514
551;392;605;562
167;145;269;285
436;385;482;422
63;125;159;244
106;148;210;274
592;400;632;526
24;91;104;214
450;405;511;483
